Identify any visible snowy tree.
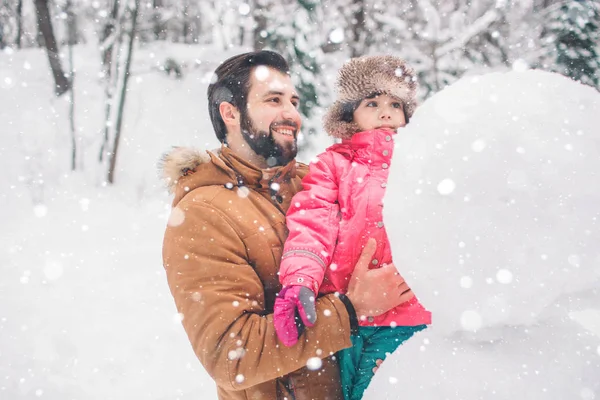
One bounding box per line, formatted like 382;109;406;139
0;3;8;49
204;0;243;49
254;0;326;130
16;0;22;48
369;0;503;97
64;0;77;170
340;0;375;57
107;0;140;184
34;0;71;96
317;0;378;57
541;0;600;88
94;0;141;184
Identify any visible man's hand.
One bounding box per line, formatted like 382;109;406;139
273;285;317;347
346;238;415;318
372;359;383;374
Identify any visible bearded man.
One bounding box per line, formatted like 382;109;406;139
161;51;408;400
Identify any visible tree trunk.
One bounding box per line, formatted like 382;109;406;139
253;0;268;50
66;0;77;170
66;0;78;46
431;41;441;93
350;0;366;57
152;0;163;40
16;0;23;49
107;0;140;184
34;0;71;96
99;0;121;162
101;0;120;78
182;0;191;43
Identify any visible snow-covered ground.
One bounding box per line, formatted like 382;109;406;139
376;70;600;399
2;43;599;400
1;43;225;399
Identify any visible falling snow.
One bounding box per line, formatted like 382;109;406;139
2;26;599;400
306;357;322;371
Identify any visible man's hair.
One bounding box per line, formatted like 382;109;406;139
207;51;290;143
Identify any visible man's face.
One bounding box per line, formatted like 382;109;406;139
240;66;302;167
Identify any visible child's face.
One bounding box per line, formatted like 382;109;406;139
353;93;406;133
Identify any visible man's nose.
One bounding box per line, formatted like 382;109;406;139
281;102;300;120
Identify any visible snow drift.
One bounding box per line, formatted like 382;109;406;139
372;70;600;399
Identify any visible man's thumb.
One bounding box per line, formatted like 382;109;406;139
355;238;377;272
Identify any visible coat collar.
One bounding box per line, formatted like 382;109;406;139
160;145;303;208
218;145;298;190
328;128;396;165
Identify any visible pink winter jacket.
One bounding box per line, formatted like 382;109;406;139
280;129;431;327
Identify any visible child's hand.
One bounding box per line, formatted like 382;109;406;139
372;359;383;374
273;285;317;346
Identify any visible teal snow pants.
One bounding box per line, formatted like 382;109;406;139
337;325;427;400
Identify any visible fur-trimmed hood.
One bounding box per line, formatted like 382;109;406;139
159;147;213;192
158;145;307;207
158;146;236;206
323;55;418;139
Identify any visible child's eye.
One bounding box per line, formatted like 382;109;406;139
392;102;403;109
366;101;378;107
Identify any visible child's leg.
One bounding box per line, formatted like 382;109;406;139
350;325;427;400
336;331;367;400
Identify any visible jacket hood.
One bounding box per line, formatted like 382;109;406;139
159;146;236;206
159;145;303;207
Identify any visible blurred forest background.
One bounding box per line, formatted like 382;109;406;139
1;0;599;185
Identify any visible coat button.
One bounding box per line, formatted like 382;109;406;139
385;135;392;142
381;182;387;188
382;163;389;169
377;221;384;228
382;150;389;156
367;316;375;323
372;259;378;265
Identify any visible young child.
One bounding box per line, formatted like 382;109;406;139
273;55;432;400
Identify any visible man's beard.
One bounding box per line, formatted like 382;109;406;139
239;111;298;167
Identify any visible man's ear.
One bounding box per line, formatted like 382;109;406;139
219;102;240;126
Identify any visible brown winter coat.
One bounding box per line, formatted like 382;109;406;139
161;145;352;400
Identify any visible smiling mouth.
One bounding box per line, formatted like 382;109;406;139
273;126;297;138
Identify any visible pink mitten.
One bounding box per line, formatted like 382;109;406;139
273;285;317;347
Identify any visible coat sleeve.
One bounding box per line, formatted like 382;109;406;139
279;152;340;294
162;197;352;391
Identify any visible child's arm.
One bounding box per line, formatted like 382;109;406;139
280;151;340;294
274;151;341;346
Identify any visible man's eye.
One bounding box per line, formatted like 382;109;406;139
292;101;300;108
268;98;280;103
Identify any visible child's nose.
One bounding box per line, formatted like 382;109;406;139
379;110;392;119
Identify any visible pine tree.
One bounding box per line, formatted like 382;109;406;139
255;0;325;124
543;0;600;88
369;0;502;97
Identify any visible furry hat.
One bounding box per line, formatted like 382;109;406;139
323;55;418;139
